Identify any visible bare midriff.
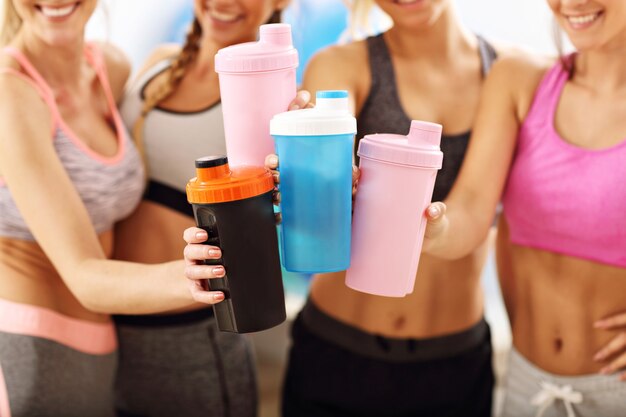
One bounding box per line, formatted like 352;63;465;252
310;238;490;339
114;200;203;314
496;218;626;375
0;231;113;323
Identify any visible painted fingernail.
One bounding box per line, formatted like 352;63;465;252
594;352;605;361
208;249;221;257
594;321;607;328
212;267;225;276
213;292;225;302
600;366;611;375
428;206;440;218
195;231;207;240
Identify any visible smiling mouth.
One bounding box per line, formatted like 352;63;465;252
393;0;424;5
36;2;80;19
566;11;603;28
208;8;242;24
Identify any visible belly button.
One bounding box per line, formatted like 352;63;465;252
393;316;406;330
554;337;563;353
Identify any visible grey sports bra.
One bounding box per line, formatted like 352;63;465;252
356;34;497;202
0;44;145;240
120;59;226;217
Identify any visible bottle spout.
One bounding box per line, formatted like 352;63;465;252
407;120;443;147
260;23;293;47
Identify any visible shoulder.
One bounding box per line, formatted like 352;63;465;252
307;40;368;72
486;48;556;119
303;40;368;90
92;41;131;102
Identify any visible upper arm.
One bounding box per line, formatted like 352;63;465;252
96;42;131;103
445;52;552;224
302;42;369;115
0;78;107;291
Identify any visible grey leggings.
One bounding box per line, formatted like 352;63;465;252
114;311;257;417
501;348;626;417
0;332;117;417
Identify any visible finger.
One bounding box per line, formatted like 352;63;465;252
275;212;282;225
425;202;447;221
595;313;626;329
265;154;279;170
595;332;626;362
273;190;281;205
601;351;626;376
621;371;626;382
183;227;207;244
288;90;311;111
352;165;361;184
272;171;280;185
305;102;315;109
185;264;226;280
189;281;225;305
184;244;222;264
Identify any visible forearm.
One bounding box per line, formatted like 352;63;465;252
72;259;194;315
427;197;494;260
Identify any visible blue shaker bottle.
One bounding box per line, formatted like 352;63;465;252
270;90;356;273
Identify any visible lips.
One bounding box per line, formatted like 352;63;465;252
565;11;603;29
36;1;80;19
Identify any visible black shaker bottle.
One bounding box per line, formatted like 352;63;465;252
186;156;285;333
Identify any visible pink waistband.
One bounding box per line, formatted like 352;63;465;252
0;298;117;355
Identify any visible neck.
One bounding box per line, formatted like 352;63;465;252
384;4;475;62
14;28;85;87
574;43;626;93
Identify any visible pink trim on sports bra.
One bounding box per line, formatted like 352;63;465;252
0;44;126;166
0;298;117;355
0;361;10;417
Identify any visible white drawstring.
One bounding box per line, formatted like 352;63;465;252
531;381;583;417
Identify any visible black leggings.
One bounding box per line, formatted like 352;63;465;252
282;301;494;417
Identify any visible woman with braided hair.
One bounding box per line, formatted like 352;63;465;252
113;1;303;416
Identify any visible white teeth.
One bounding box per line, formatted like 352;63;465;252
568;12;600;25
209;9;239;23
39;4;77;18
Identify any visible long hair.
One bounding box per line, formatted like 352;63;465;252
0;1;22;46
132;9;283;171
553;18;575;78
344;0;392;41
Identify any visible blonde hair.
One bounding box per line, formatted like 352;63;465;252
1;0;22;46
132;18;203;171
344;0;392;41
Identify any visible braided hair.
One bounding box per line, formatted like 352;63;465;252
132;9;283;173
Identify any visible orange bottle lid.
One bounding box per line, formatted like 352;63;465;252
186;156;275;204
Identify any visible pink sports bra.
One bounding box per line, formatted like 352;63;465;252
502;57;626;267
0;44;144;240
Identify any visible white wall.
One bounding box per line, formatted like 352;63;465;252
0;0;562;67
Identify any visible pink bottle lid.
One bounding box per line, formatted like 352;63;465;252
357;120;444;168
215;23;299;74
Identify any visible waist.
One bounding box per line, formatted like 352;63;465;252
0;297;116;354
310;249;487;338
502;243;626;374
0;235;113;322
114;307;214;327
301;298;490;362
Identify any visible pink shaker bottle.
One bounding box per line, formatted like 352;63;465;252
345;121;443;297
215;23;298;166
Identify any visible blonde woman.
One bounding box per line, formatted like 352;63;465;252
0;0;226;416
276;0;503;415
114;1;310;416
